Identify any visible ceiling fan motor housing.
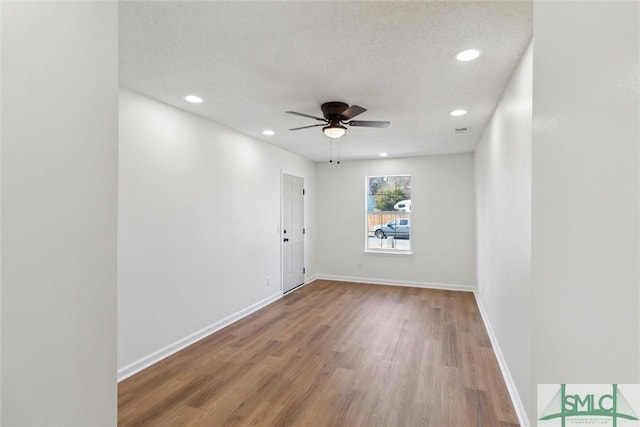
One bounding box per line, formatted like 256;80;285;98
321;102;349;120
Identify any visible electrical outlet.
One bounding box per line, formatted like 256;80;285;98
266;278;271;287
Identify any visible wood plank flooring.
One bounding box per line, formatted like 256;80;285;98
118;280;519;426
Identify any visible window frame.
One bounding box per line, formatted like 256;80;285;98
364;174;412;254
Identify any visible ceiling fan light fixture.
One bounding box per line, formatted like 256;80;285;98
323;124;347;139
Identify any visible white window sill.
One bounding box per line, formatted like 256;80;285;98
363;249;413;256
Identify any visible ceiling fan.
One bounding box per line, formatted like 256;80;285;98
286;102;390;139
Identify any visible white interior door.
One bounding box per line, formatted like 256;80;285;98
282;173;304;294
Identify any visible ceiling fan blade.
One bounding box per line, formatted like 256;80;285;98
285;111;326;121
347;120;390;128
339;105;367;120
289;124;326;131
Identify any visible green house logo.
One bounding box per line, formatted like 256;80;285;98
539;384;639;427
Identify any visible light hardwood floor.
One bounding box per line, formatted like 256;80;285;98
118;280;519;426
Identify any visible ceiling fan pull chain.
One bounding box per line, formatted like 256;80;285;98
336;142;340;164
329;138;333;163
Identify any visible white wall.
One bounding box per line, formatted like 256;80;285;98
1;2;118;425
475;41;532;424
532;0;639;411
118;88;316;374
315;154;476;288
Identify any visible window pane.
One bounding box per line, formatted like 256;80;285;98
366;175;411;251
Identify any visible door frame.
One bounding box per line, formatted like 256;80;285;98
281;171;305;295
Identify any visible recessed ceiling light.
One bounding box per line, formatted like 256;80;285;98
379;152;388;157
450;109;467;117
184;95;203;104
262;130;275;136
456;49;482;62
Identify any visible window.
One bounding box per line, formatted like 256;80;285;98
366;175;411;252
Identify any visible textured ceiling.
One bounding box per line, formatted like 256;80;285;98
120;1;532;162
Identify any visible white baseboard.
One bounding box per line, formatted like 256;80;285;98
117;291;282;382
473;292;530;427
305;274;320;284
314;274;475;292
